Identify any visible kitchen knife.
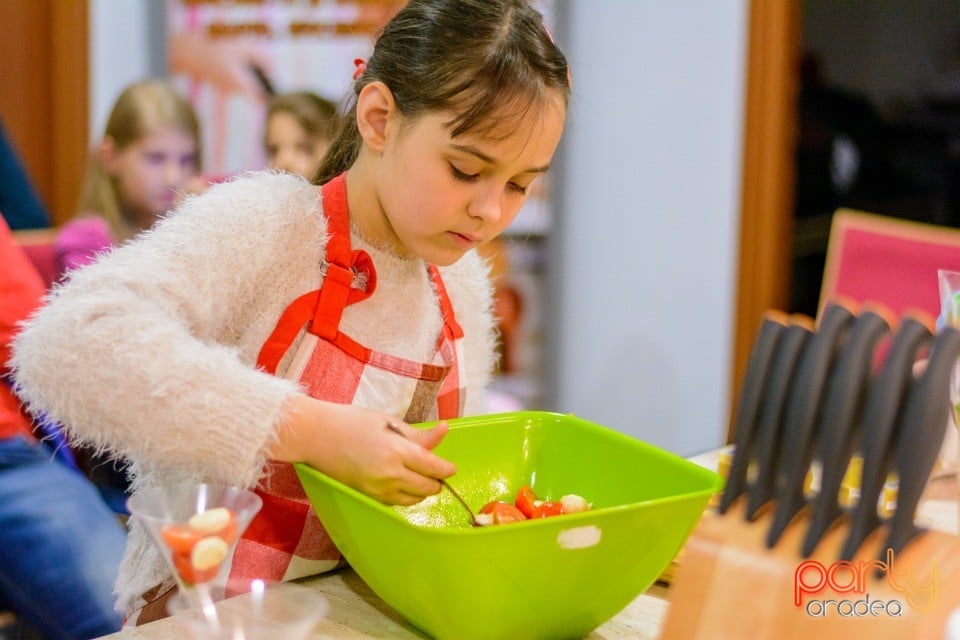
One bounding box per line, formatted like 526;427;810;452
765;301;855;547
882;325;960;559
800;307;891;557
744;315;813;520
720;311;790;514
839;313;932;561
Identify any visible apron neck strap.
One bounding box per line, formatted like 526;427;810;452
311;174;376;339
257;174;465;373
429;265;464;343
320;174;355;270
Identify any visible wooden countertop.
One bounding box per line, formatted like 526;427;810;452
97;448;959;639
99;571;671;639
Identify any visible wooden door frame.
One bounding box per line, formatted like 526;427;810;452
50;0;90;227
728;0;801;441
0;0;88;227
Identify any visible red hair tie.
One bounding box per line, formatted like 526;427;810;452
353;58;367;80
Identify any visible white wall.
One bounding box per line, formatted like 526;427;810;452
545;1;747;456
89;0;161;139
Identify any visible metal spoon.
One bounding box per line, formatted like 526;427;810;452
385;422;481;527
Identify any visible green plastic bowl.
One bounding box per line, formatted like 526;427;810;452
295;411;721;640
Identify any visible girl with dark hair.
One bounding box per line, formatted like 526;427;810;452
11;0;569;624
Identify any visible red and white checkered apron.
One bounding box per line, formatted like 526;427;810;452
127;174;466;625
227;173;466;583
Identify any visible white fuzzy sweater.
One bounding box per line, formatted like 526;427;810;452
10;171;496;613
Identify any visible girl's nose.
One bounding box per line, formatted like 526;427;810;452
165;160;186;187
467;184;503;224
273;147;297;173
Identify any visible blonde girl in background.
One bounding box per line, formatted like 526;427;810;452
55;79;202;278
53;79;202;512
12;0;569;624
264;91;340;180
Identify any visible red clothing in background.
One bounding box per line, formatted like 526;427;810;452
0;216;44;440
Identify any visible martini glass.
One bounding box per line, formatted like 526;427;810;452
167;578;329;640
126;483;263;607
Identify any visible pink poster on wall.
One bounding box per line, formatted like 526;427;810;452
167;0;405;175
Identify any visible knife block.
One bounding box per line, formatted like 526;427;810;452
660;499;960;639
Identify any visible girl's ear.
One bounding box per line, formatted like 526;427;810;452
98;136;118;175
355;81;396;152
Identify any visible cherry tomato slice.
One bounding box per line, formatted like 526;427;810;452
188;507;238;544
171;550;218;585
479;500;528;524
214;517;238;545
514;485;538;519
530;500;565;518
161;524;202;555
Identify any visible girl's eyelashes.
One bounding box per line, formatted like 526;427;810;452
181;154;199;170
449;164;479;183
450;162;531;195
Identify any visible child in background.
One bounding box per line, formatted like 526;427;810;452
56;79;202;278
11;0;569;624
264;91;340;180
54;79;202;512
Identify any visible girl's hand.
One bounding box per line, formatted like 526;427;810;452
271;395;456;506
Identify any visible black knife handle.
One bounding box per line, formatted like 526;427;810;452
840;314;931;561
801;308;891;557
766;302;855;547
720;311;790;513
745;316;813;520
883;326;960;558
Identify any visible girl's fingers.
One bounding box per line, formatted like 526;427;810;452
376;480;438;506
366;467;443;503
403;443;456;480
413;420;449;451
386;419;447;450
385;420;456;480
395;466;444;498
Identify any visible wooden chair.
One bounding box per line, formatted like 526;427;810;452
12;227;58;290
818;208;960;321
